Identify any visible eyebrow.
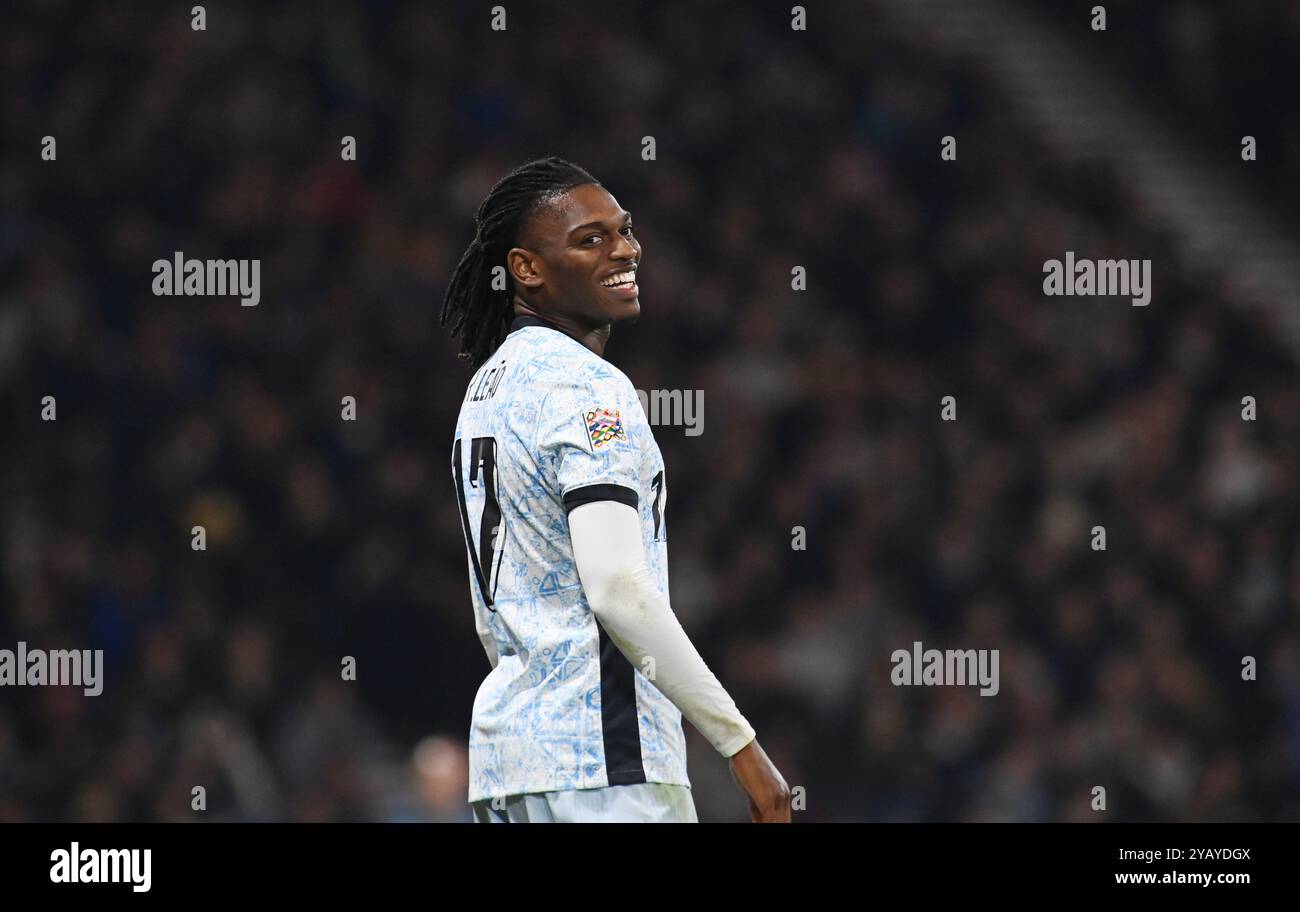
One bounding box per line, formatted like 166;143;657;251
568;211;632;235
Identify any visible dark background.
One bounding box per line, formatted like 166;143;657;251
2;0;1298;821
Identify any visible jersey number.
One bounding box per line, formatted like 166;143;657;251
453;436;504;609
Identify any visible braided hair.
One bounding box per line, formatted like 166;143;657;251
440;156;599;368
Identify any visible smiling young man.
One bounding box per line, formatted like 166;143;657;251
441;157;790;823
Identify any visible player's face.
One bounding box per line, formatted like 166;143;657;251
516;183;641;328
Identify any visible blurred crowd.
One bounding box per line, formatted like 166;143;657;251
1036;0;1300;219
1;0;1297;821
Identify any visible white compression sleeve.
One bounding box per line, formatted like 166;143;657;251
568;499;756;758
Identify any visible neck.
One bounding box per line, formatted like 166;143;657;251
512;300;611;358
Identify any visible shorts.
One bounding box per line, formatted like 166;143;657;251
471;782;698;823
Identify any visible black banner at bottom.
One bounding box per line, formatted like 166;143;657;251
0;822;1282;899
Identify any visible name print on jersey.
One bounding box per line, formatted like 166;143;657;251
466;360;508;403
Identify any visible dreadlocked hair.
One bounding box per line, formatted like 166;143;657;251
439;156;600;369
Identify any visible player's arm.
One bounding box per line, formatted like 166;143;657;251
568;499;791;822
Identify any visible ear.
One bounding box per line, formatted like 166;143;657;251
507;248;544;289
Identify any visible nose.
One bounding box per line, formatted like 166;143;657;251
611;231;639;262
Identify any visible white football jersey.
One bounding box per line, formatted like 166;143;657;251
452;315;687;802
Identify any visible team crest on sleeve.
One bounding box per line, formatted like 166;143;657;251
583;407;627;449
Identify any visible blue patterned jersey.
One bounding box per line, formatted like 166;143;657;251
452;315;687;802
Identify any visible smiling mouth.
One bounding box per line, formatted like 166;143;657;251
599;269;639;299
599;269;638;290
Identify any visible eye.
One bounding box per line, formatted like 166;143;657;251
620;225;634;237
583;235;602;245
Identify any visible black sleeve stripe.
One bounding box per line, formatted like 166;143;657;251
562;483;639;514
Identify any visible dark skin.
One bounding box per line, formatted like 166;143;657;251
509;183;793;823
507;183;640;358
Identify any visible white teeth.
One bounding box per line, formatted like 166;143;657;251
601;271;637;287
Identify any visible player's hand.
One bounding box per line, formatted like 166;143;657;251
728;738;791;823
